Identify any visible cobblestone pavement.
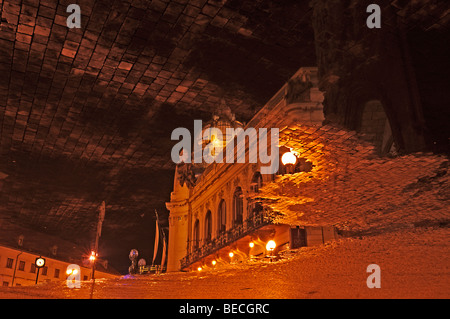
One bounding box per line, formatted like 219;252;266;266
1;226;448;299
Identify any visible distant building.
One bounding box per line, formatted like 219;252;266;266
166;67;339;272
0;221;120;287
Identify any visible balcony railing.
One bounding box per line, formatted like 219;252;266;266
180;213;273;270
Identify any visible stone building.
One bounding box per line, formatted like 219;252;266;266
0;219;120;287
166;67;339;272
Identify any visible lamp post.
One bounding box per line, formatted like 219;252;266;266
281;151;297;174
90;201;105;299
266;240;276;262
248;241;256;259
89;250;97;299
35;257;46;285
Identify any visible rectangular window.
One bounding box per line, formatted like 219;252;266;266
30;263;36;273
2;281;8;287
6;258;13;269
54;268;60;278
18;261;25;271
42;266;48;276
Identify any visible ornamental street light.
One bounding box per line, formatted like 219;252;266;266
35;256;46;284
66;268;78;275
281;151;297;174
281;152;297;165
35;257;45;268
266;240;276;262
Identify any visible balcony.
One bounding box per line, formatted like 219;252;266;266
180;213;274;270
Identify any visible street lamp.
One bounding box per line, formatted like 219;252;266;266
266;240;276;262
35;257;46;284
281;151;297;174
248;242;255;259
66;268;78;275
35;257;45;268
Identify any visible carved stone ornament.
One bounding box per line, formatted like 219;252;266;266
285;76;313;104
177;163;197;188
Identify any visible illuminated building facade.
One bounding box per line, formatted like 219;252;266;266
166;67;338;272
0;244;119;287
0;219;120;287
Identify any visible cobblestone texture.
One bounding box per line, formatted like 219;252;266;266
0;226;448;298
255;123;449;234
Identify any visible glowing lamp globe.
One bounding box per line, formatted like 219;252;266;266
266;240;276;252
35;257;46;268
281;152;297;166
211;260;217;266
197;267;202;272
249;242;254;248
228;252;234;258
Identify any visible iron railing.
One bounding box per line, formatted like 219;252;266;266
180;213;273;269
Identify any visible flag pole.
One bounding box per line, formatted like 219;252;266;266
152;210;160;270
160;228;167;274
90;201;105;299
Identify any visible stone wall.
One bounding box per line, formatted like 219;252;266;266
310;0;449;154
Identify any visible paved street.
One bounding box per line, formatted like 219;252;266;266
1;226;448;299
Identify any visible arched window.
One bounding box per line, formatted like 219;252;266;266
359;100;394;154
218;199;226;235
250;172;263;193
233;187;243;226
193;219;200;251
205;210;212;243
